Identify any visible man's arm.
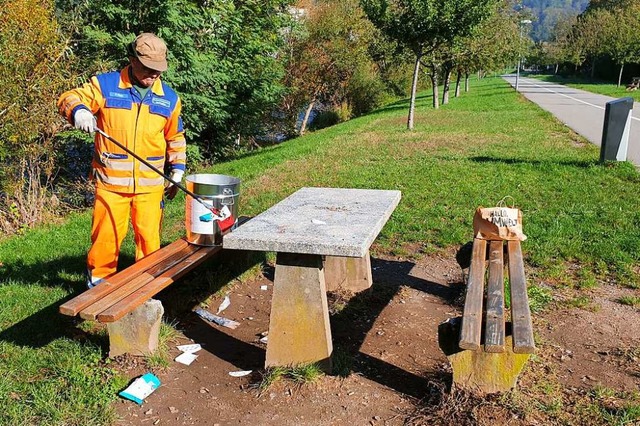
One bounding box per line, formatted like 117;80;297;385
57;76;104;124
164;97;187;199
164;97;187;173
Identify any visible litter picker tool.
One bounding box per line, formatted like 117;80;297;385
95;128;235;232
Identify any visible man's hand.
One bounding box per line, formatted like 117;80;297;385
73;109;97;133
164;169;184;200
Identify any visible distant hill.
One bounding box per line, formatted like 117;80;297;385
522;0;589;41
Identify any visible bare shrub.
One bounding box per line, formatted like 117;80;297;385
0;0;74;235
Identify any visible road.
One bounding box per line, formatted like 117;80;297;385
502;75;640;166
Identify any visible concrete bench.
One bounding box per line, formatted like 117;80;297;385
439;238;535;394
59;217;250;357
223;187;401;371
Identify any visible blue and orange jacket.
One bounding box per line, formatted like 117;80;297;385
58;66;186;194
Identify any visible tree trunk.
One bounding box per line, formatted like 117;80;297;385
554;64;559;75
442;67;452;105
431;72;439;109
407;54;421;130
591;58;596;79
455;71;462;98
299;99;315;135
618;63;624;87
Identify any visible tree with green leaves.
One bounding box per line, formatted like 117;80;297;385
55;0;293;159
600;5;640;86
361;0;498;129
454;4;521;95
280;0;389;135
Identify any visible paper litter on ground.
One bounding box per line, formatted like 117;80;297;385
311;219;327;225
175;352;198;366
119;373;161;405
176;343;202;353
216;295;231;314
259;336;268;344
195;308;240;329
228;370;252;377
260;285;268;291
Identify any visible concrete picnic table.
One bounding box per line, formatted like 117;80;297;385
223;187;401;370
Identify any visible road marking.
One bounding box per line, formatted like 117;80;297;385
518;77;640;122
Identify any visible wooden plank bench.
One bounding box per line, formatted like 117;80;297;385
439;238;535;394
627;77;640;91
60;217;250;357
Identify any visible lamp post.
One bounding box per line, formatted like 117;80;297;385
515;19;532;91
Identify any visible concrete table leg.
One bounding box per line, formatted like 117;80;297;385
266;253;332;372
324;252;373;293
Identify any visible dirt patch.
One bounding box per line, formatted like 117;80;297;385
114;248;640;425
538;285;640;392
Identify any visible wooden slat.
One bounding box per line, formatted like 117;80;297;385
507;240;536;354
484;240;506;353
59;238;190;316
79;244;200;320
78;272;155;320
459;238;487;351
97;245;222;322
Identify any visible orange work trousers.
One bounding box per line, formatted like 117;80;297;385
87;188;163;280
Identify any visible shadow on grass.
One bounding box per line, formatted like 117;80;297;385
470;155;598;168
0;295;109;351
329;256;464;399
0;246;262;352
365;94;433;117
0;252;139;293
0;255;86;292
0;251;135;349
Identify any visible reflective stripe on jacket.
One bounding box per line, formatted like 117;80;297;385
57;66;186;194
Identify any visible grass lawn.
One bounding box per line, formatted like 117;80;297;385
1;76;640;424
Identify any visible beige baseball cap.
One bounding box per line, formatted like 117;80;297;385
131;33;168;72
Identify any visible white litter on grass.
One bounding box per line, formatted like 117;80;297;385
260;285;268;291
176;343;202;353
216;295;231;314
228;370;252;377
175;352;198;366
311;219;327;225
195;308;240;329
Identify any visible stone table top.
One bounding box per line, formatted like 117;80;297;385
223;187;401;257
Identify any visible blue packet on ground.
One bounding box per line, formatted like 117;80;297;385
119;373;161;404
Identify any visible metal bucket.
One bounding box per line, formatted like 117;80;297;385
185;174;241;246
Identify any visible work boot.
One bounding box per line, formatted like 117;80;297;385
86;270;105;289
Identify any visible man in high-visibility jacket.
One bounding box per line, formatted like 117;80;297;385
58;33;186;288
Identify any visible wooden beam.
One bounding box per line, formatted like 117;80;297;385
59;238;189;316
484;240;505;353
507;240;536;354
97;245;222;322
79;244;199;320
459;238;487;351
